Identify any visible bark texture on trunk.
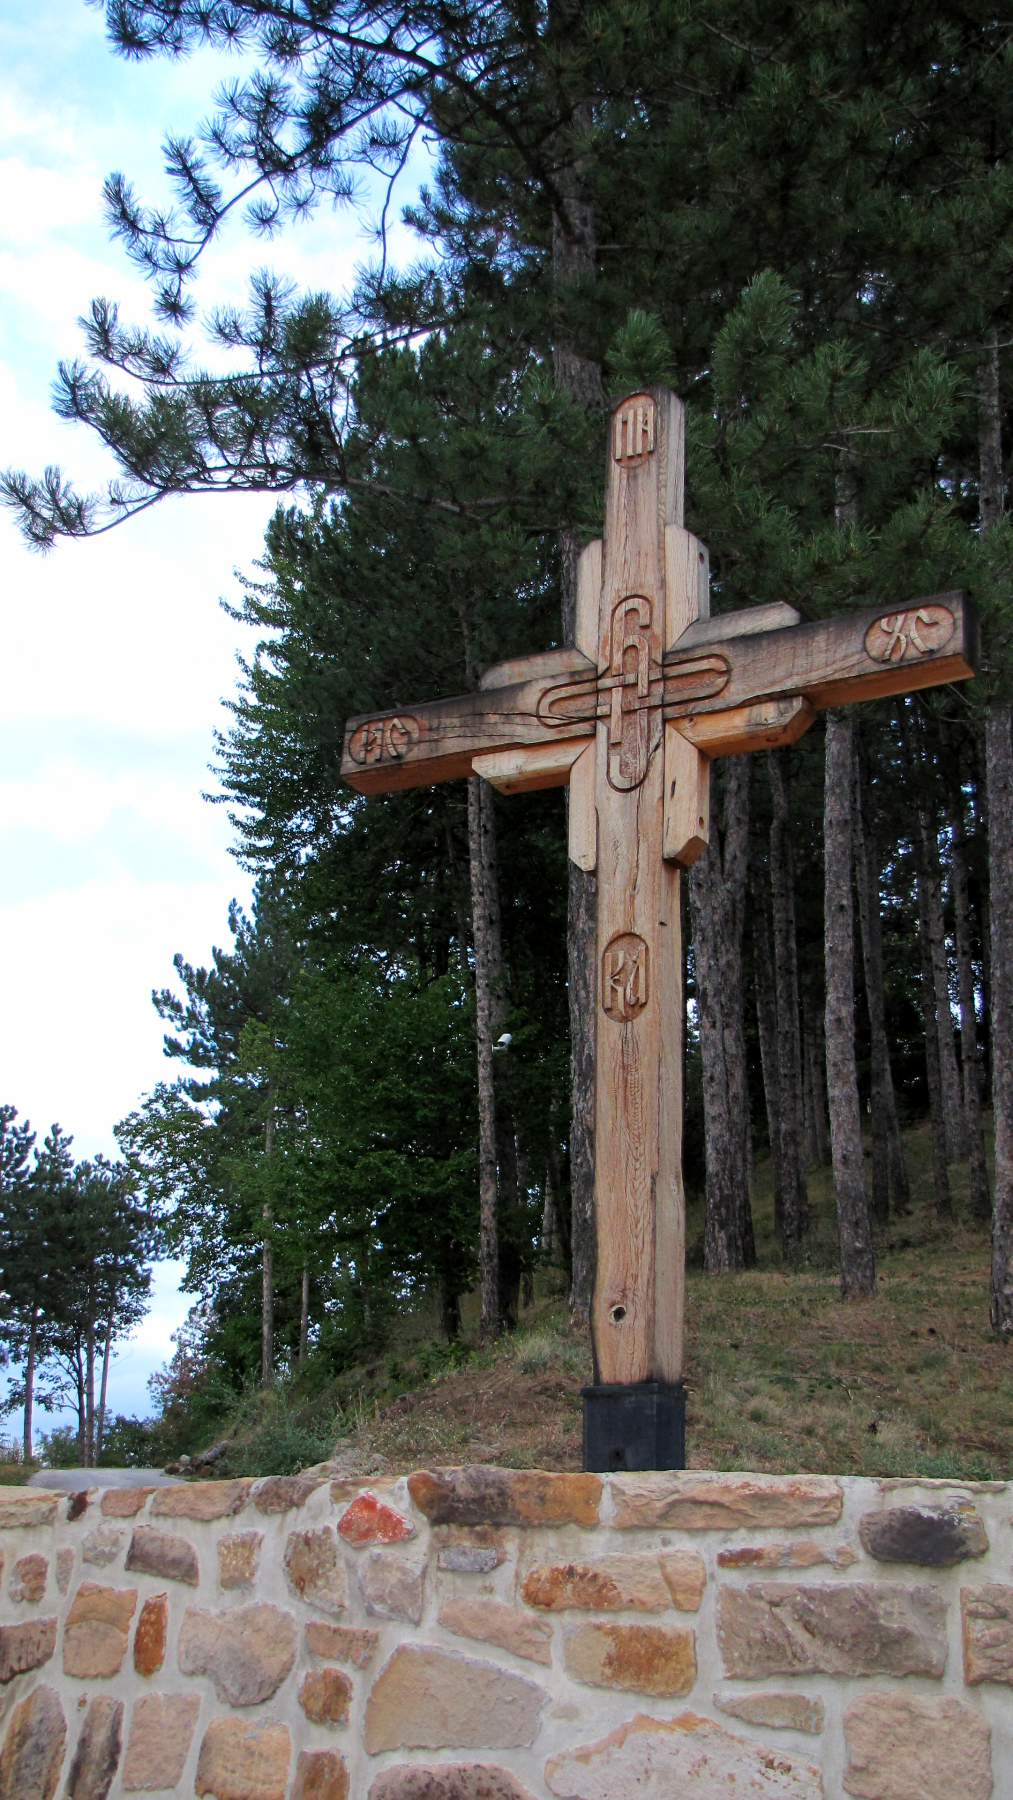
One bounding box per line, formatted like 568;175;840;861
299;1268;310;1365
950;797;991;1221
752;866;784;1235
853;742;910;1220
768;751;809;1250
22;1307;37;1465
987;706;1013;1334
824;713;876;1298
262;1095;275;1385
917;814;967;1160
688;758;754;1271
553;110;601;1328
96;1307;114;1465
468;773;505;1342
979;329;1003;527
916;888;954;1219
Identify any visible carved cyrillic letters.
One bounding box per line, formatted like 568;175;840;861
865;605;954;664
348;714;420;766
613;394;656;463
602;932;650;1022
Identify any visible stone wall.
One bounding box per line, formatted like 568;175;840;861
0;1466;1009;1799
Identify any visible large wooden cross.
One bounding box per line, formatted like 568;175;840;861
341;388;977;1470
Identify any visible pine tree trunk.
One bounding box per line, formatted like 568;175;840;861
752;866;784;1234
768;751;809;1249
803;1013;820;1169
262;1092;275;1384
979;329;1003;527
824;713;876;1297
22;1306;37;1465
853;742;910;1219
689;759;753;1270
951;798;991;1221
918;813;967;1159
96;1306;115;1464
916;892;954;1219
987;706;1013;1333
85;1314;96;1468
541;1164;556;1260
553;114;601;1329
298;1268;310;1365
468;774;502;1342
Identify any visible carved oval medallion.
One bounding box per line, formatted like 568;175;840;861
864;605;954;665
347;714;420;767
602;932;650;1023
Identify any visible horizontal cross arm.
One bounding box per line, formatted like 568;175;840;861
662;592;977;736
341;647;595;795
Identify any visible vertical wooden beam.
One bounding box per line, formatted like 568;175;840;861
591;390;696;1386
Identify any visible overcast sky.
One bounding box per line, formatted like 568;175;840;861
0;0;421;1443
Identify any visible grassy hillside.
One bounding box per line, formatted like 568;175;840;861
150;1116;1011;1483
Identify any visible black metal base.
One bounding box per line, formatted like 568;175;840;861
581;1381;686;1472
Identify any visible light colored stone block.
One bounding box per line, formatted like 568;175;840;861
177;1601;297;1705
151;1480;253;1522
563;1621;696;1696
408;1469;600;1528
522;1550;704;1613
717;1543;855;1571
610;1473;842;1532
63;1583;137;1679
284;1528;348;1615
121;1693;200;1791
125;1524;199;1585
82;1529;124;1568
194;1717;291;1800
56;1547;74;1594
961;1582;1013;1684
0;1616;57;1683
359;1547;426;1624
717;1582;947;1679
9;1552;47;1602
298;1666;352;1726
439;1594;553;1664
63;1695;123;1800
0;1684;66;1800
714;1692;825;1734
306;1622;380;1667
843;1691;991;1800
544;1710;824;1799
0;1492;58;1529
364;1644;547;1754
100;1489;154;1519
370;1766;537;1799
218;1530;263;1590
252;1475;325;1514
292;1749;350;1800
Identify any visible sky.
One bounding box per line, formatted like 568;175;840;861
0;0;422;1444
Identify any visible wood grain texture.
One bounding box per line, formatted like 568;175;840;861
664;723;710;866
662;593;977;723
592;389;689;1386
677;696;815;759
568;743;597;871
341;652;594;794
472;740;586;794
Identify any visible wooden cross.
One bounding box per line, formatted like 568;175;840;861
341;388;977;1469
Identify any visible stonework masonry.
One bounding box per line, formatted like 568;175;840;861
0;1470;1010;1797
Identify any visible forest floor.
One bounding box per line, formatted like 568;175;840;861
321;1117;1011;1482
27;1117;1013;1484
